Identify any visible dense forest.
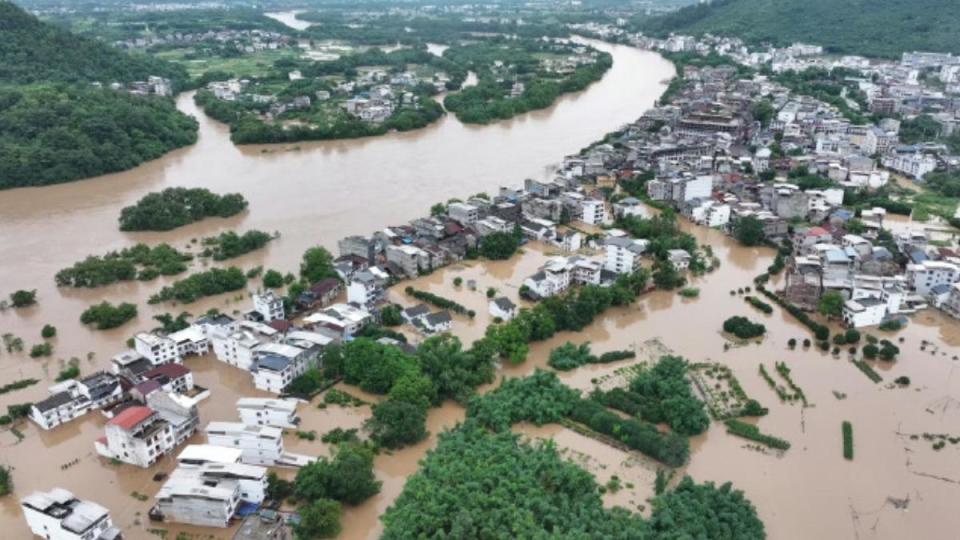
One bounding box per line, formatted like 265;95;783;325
638;0;960;58
0;84;197;188
0;2;198;189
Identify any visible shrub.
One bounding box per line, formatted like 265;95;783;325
725;419;790;450
842;421;854;460
40;324;56;339
9;289;37;307
722;316;766;340
787;338;797;349
80;302;137;330
879;320;903;332
29;343;53;358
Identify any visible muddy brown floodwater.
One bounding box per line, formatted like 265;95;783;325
0;39;673;539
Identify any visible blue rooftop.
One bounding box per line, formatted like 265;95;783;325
256;354;291;372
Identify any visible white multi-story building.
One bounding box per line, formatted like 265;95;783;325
29;391;90;430
447;202;480;226
690;201;731;228
155;469;240;528
843;296;888;328
209;320;279;371
252;291;285;323
95;406;176;468
21;488;121;540
236;398;300;428
604;237;648;275
250;342;320;393
27;373;122;431
168;326;209;358
906;260;960;296
146;391;201;447
346;270;385;307
134;333;180;365
881;152;937;180
580;199;608;225
204;422;284;466
523;256;602;298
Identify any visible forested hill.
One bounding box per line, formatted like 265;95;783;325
0;1;187;85
639;0;960;58
0;1;198;189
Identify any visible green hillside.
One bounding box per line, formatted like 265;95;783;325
0;1;187;85
0;1;197;189
640;0;960;58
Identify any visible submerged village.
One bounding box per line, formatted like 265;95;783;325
5;19;960;540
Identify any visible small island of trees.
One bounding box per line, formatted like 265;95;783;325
723;316;766;340
118;187;248;231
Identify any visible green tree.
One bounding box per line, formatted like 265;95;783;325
732;216;765;246
387;373;436;410
380;304;404;327
653;259;685;290
0;465;12;497
479;231;519;260
366;399;428;449
80;302;137;330
818;291;845;318
294;444;381;506
300;246;337;284
266;472;294;502
415;334;494;403
40;324;56;339
9;290;36;307
296;498;342;539
648;477;765;539
262;269;284;288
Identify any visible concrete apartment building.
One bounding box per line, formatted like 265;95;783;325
95;406;175;468
251;291;285;323
604;237;648;275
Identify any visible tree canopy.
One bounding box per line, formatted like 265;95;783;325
0;85;197;189
639;0;960;58
382;424;764;539
118;188;247;231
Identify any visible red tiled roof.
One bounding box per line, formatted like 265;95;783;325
268;320;293;332
108;406;153;430
134;380;162;396
144;363;190;380
806;226;830;236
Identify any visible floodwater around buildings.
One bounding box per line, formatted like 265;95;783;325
2;29;960;540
